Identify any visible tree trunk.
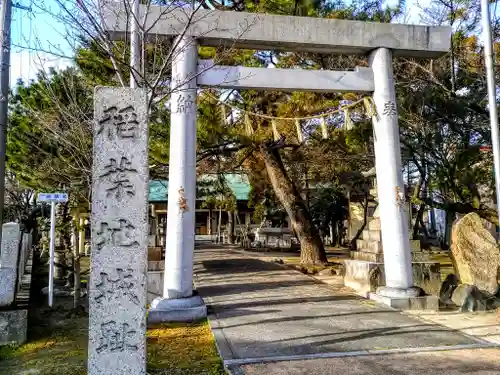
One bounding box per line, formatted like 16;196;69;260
350;192;369;249
329;223;334;246
217;207;222;243
259;145;327;265
73;217;81;307
444;210;455;249
227;211;234;244
60;201;74;288
412;203;426;239
208;208;212;235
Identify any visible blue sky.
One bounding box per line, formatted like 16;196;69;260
10;0;429;85
11;0;74;85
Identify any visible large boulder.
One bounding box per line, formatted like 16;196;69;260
450;213;500;294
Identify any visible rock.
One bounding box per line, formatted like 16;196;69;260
439;274;459;305
451;284;500;312
450;213;500;294
40;287;71;297
318;268;334;276
451;284;487;312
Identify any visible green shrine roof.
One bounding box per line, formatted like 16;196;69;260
149;174;251;202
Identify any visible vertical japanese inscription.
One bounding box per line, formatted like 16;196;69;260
174;93;195;114
90;88;148;375
97;105;138;140
96;321;138;353
95;268;141;305
95;219;139;250
382;100;397;116
100;157;137;199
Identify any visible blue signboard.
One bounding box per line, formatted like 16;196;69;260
38;193;69;203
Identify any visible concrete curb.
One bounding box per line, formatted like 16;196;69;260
223;343;500;367
193;262;236;374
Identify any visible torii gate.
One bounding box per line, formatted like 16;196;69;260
104;6;451;320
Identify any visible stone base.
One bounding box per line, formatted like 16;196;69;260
148;294;207;323
0;310;27;345
343;259;441;297
376;285;422;298
350;250;430;263
369;292;439;311
343;259;380;297
147;270;164;304
350;251;384;263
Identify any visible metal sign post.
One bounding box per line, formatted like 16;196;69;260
38;193;68;307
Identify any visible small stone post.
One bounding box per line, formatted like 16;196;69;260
369;48;418;298
149;36;206;322
89;88;148;374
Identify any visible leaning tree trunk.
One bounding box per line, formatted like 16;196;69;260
259;145;327;265
61;201;74;288
412;203;426;240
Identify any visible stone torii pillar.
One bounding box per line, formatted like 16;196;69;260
369;48;419;299
149;36;207;322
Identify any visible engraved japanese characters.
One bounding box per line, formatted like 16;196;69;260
89;88;148;375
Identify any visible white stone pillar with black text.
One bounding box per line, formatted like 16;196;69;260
149;36;207;322
369;48;419;299
89;88;148;375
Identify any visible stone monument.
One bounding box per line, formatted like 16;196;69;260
0;223;29;346
88;88;148;375
0;223;21;306
450;213;500;295
0;310;27;345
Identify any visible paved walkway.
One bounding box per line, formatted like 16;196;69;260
193;246;500;374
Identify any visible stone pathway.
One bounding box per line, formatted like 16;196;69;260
193;246;499;374
406;311;500;345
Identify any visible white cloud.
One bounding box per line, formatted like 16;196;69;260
10;49;73;85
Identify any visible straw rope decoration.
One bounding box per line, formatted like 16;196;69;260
220;104;227;124
271;120;280;141
207;93;377;138
295;119;304;143
344;108;353;130
244;113;254;136
320;117;328;139
363;97;377;117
